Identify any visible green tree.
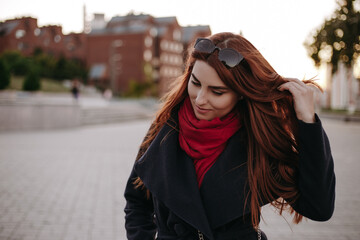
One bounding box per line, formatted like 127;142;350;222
0;58;11;89
23;66;41;91
52;56;87;80
0;50;29;75
53;56;67;80
0;50;88;84
305;0;360;110
305;0;360;72
32;51;57;78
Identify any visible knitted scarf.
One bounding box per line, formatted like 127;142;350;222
178;97;241;186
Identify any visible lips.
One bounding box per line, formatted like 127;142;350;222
194;104;211;114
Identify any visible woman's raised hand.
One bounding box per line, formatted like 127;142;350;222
277;78;316;123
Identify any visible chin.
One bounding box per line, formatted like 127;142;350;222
195;113;213;121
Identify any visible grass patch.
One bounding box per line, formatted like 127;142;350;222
9;76;69;92
321;107;360;115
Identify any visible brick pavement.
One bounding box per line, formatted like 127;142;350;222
0;118;359;240
0;120;151;240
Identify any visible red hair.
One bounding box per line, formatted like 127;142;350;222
135;32;318;228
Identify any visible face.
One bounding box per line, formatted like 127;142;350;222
187;60;239;121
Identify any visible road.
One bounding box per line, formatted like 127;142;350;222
0;118;359;240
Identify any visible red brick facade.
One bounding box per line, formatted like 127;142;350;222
0;17;86;61
0;15;211;96
87;32;151;93
0;17;40;56
63;33;87;61
87;14;187;96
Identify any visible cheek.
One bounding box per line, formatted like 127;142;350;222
187;82;196;98
212;95;237;110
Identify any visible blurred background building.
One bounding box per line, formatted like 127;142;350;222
88;13;184;96
0;17;87;61
0;11;211;97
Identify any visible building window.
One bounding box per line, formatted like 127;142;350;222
150;27;158;37
173;29;181;41
144;50;152;62
169;42;175;52
161;40;169;51
176;43;183;53
54;35;61;43
34;28;41;36
145;36;153;48
15;29;26;39
160;53;169;63
112;40;123;47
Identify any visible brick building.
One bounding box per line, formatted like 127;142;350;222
0;17;39;56
0;14;211;97
37;25;64;57
63;33;87;62
87;13;185;96
0;17;86;61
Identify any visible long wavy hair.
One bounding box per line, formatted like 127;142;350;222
134;32;317;228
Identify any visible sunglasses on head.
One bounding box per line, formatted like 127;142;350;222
194;38;244;68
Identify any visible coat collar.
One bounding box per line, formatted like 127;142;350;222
200;128;251;228
134;119;251;239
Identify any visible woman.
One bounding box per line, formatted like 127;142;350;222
124;32;335;240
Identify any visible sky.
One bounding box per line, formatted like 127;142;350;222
0;0;338;87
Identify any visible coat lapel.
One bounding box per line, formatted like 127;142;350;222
199;129;252;229
134;123;214;239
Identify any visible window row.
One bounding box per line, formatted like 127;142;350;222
160;53;183;65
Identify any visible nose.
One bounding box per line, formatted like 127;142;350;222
195;88;208;106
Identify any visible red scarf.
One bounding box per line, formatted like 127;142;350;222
178;97;241;187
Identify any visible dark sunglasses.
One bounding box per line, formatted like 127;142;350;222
194;38;244;68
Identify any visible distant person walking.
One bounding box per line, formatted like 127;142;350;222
71;78;80;100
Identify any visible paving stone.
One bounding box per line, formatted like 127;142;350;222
0;118;359;240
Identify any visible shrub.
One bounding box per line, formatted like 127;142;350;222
23;67;41;91
0;59;11;90
0;50;88;82
0;50;30;75
125;79;157;97
33;52;57;78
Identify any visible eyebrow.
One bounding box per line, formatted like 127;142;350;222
191;73;229;91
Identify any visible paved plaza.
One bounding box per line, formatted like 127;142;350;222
0;118;359;240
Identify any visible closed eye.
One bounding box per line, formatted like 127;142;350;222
191;80;224;95
191;80;201;86
190;73;227;96
212;91;224;96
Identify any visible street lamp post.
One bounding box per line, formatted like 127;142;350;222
109;40;123;94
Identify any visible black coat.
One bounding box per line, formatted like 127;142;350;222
124;115;335;240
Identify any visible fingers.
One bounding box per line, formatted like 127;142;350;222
278;82;303;92
277;78;316;123
284;77;306;86
278;78;313;96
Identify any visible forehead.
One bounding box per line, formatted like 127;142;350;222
191;60;226;86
